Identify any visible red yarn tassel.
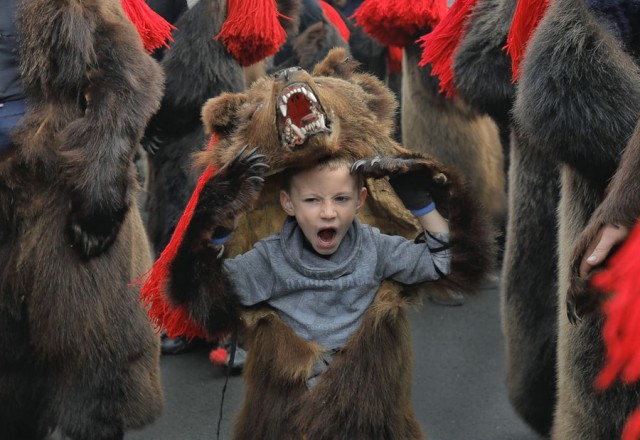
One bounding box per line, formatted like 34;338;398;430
352;0;448;47
121;0;175;53
138;135;220;341
387;46;403;74
591;221;640;440
216;0;289;66
623;408;640;440
505;0;550;82
320;0;351;42
418;0;478;98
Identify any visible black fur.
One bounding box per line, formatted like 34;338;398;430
143;0;245;256
169;148;267;336
513;0;640;436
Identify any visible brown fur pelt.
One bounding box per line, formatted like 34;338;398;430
514;0;640;436
402;40;506;240
0;0;164;438
568;116;640;318
235;282;423;440
452;0;560;434
165;48;495;438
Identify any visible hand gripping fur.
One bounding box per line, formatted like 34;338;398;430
168;147;268;337
352;152;496;293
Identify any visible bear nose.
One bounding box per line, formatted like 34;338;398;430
273;66;303;82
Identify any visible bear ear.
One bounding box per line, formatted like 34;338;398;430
201;92;249;136
312;47;359;79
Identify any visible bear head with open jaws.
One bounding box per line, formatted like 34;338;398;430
194;48;494;291
201;48;399;172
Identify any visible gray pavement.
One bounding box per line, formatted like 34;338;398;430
127;278;545;440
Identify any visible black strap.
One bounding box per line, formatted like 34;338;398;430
216;324;238;440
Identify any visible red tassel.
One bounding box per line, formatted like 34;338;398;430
623;408;640;440
138;135;220;341
418;0;478;98
504;0;550;82
209;347;229;366
592;221;640;389
121;0;175;53
216;0;289;67
320;1;351;42
387;46;403;74
352;0;448;47
591;221;640;440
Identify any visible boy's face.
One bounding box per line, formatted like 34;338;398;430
280;165;367;256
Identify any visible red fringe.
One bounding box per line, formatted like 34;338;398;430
216;0;289;66
591;221;640;440
120;0;175;53
504;0;550;82
388;46;403;74
418;0;478;98
352;0;448;47
623;408;640;440
138;135;220;341
320;1;351;43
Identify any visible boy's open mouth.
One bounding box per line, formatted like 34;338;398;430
317;228;337;246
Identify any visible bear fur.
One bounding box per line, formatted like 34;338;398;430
513;0;640;436
159;48;495;439
452;0;560;435
143;0;247;256
0;1;164;438
402;38;506;238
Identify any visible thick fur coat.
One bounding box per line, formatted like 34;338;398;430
514;0;640;436
0;1;164;438
143;0;247;256
163;48;495;439
402;39;506;235
452;0;560;435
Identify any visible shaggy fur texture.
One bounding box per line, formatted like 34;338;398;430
568;116;640;320
514;0;640;436
0;0;164;438
143;0;246;256
453;0;516;171
270;18;350;73
402;39;506;234
453;0;560;434
453;0;516;133
166;48;495;439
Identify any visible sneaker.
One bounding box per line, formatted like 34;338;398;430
428;290;465;306
160;332;205;355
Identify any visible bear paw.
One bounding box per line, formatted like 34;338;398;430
352;155;448;187
68;204;127;260
195;146;269;229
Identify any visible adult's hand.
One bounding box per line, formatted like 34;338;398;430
579;224;630;277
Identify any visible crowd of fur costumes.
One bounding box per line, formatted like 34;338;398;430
0;0;164;439
444;0;640;437
150;48;495;439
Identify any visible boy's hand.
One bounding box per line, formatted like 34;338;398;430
388;172;434;216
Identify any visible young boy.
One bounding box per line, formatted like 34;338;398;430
154;146;491;438
215;155;451;387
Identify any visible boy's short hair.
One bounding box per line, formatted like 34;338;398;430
282;155;364;192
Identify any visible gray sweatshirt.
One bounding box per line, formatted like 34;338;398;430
224;217;450;350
